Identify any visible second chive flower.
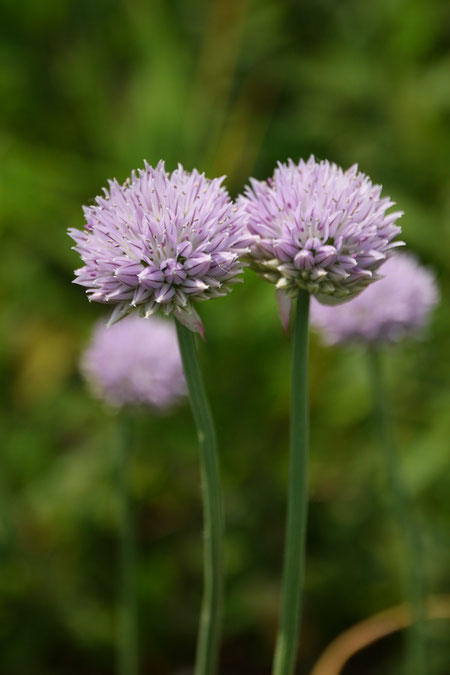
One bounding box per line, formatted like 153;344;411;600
239;156;404;326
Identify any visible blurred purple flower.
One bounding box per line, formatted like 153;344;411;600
69;161;253;337
310;253;439;345
239;156;403;327
81;315;186;409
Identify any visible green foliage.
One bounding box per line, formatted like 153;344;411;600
0;0;449;672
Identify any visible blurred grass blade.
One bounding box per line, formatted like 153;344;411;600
116;415;138;675
368;347;428;675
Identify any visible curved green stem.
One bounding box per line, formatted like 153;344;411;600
175;321;224;675
367;347;428;675
272;290;310;675
116;415;138;675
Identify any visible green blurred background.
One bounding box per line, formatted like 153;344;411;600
1;0;449;673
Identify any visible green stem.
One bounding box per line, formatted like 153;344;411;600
272;290;310;675
367;347;427;675
175;321;224;675
116;415;138;675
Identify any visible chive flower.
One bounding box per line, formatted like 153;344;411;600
69;161;253;336
239;155;405;675
310;253;439;345
81;315;186;409
239;156;404;325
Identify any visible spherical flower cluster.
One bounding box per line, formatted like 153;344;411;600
69;161;254;336
81;315;186;409
310;253;439;345
239;156;404;319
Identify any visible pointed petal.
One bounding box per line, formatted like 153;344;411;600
131;286;152;306
106;302;134;327
154;284;176;304
143;299;157;318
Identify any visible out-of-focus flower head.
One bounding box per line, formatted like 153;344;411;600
310;253;439;345
239;156;403;329
69;161;253;337
81;315;186;409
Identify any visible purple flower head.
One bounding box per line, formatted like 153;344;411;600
310;253;439;346
69;161;253;337
239;156;404;329
81;315;186;409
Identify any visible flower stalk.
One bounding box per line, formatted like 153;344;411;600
116;415;138;675
175;321;224;675
272;289;310;675
367;347;427;675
